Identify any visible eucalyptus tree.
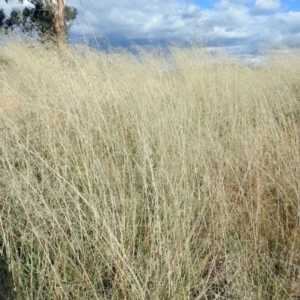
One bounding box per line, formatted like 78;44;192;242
1;0;77;49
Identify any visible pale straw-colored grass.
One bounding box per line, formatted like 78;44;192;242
0;41;300;299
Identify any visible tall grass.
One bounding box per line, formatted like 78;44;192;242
0;41;300;299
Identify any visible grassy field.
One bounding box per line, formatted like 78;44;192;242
0;41;300;299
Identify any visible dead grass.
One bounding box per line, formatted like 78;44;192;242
0;93;22;116
0;41;300;299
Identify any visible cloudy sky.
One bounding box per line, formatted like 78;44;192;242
2;0;300;53
68;0;300;51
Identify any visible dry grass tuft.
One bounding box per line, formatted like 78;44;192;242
0;40;300;299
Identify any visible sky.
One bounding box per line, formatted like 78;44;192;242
1;0;300;56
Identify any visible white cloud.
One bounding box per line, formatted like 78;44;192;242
250;0;281;15
195;0;300;50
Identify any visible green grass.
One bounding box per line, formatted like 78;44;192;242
0;41;300;299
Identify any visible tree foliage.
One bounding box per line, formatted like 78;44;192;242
0;0;77;45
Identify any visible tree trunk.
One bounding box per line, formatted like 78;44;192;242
50;0;67;51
